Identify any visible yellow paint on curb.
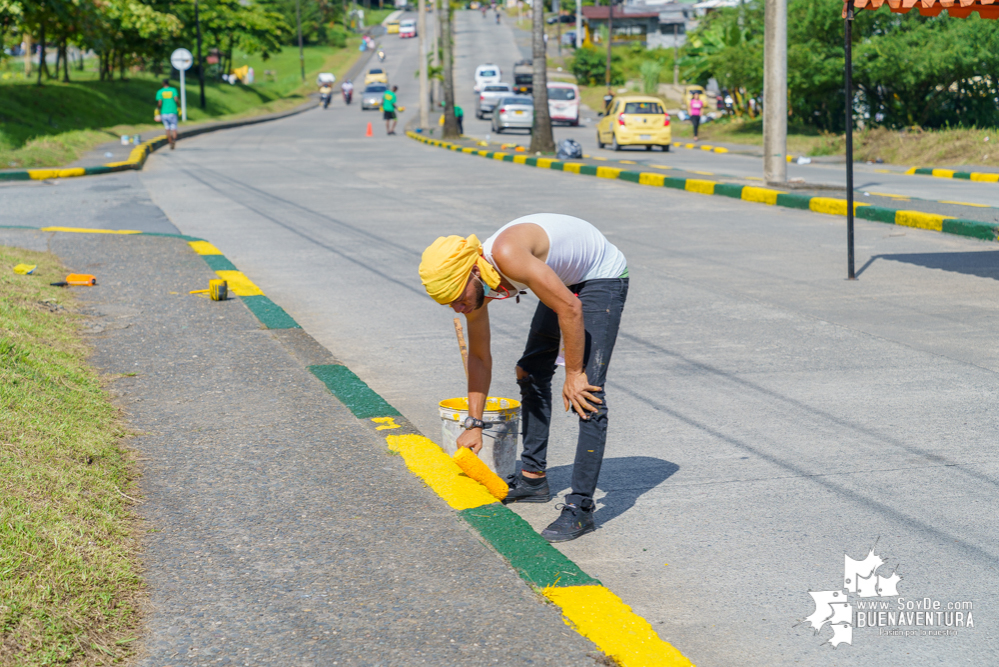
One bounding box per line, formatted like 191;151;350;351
188;240;223;255
371;417;401;430
970;172;999;183
214;270;264;296
462;147;475;153
385;434;498;511
28;168;86;180
492;152;508;160
684;179;716;195
808;197;868;216
931;169;956;179
714;147;729;153
700;145;714;151
536;158;555;169
544;586;694;667
894;210;951;232
741;186;783;206
40;227;141;234
639;172;665;187
904;167;919;175
597;166;622;179
513;155;527;164
939;200;989;208
562;163;583;174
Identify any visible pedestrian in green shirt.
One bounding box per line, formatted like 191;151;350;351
155;79;180;149
455;105;464;135
383;85;398;135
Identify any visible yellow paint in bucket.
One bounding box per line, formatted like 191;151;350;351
438;397;520;480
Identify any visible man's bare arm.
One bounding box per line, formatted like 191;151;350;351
456;303;491;452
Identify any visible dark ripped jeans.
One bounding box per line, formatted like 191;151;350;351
515;278;628;510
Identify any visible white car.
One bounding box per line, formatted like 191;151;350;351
474;64;501;93
491;96;533;133
399;19;416;38
547;82;580;126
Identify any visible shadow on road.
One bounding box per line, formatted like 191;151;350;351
858;251;999;280
540;456;679;527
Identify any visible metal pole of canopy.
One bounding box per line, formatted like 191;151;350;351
845;2;856;280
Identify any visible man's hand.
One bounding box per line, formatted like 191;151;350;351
456;427;483;454
563;371;602;419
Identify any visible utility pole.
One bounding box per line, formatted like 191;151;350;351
673;23;679;86
605;0;613;94
553;0;561;56
763;0;787;184
196;0;205;109
418;0;429;128
575;0;582;48
432;0;441;107
296;0;305;82
845;2;855;279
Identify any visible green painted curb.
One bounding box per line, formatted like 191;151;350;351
460;503;600;589
308;364;401;419
0;171;30;181
240;294;301;330
201;254;238;272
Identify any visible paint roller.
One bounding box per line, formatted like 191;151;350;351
450;318;509;501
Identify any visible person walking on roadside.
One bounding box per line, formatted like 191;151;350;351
383;85;399;135
418;214;629;543
455;104;464;135
155;79;180;150
688;90;703;141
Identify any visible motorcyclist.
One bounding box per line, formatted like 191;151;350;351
377;49;386;62
319;82;333;109
341;79;354;105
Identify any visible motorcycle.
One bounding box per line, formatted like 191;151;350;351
321;91;332;109
342;88;353;105
377;50;386;62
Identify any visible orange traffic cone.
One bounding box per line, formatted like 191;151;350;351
366;122;373;137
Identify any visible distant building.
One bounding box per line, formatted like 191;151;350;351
582;0;707;50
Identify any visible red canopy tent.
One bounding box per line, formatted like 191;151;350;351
841;0;997;279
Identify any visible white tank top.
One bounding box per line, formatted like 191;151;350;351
481;214;627;290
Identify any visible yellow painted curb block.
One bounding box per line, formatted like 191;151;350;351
597;166;622;179
536;158;555;169
714;147;729;153
639;172;666;187
513;155;528;164
931;168;956;179
493;152;508;160
809;197;868;216
545;586;695;667
188;240;223;255
904;167;919;175
563;163;583;174
28;167;86;180
214;270;264;296
40;226;141;234
970;172;999;183
895;210;951;232
741;186;783;206
684;179;716;195
386;434;498;510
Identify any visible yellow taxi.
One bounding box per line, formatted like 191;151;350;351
363;67;389;86
386;20;400;34
596;95;672;151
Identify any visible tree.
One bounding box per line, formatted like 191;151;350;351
529;0;555;153
440;0;459;139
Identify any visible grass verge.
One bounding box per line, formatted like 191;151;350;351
0;245;142;666
1;41;362;169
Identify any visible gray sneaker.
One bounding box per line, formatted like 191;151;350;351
502;471;551;504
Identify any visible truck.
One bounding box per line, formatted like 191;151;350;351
512;60;533;96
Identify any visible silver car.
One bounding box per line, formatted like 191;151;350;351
361;84;387;110
491;96;533;133
475;83;512;118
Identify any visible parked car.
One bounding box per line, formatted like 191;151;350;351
595;96;672;151
546;14;575;24
491;95;534;133
561;31;577;46
364;68;389;85
476;83;512;118
474;63;501;93
386;20;400;34
547;82;580;126
361;83;388;110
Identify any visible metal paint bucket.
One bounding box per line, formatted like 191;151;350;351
438;397;520;480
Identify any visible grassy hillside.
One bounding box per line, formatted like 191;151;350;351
1;41;361;169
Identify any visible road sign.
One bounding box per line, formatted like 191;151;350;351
171;48;193;71
170;48;193;122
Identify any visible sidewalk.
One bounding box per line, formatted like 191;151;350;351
0;228;600;666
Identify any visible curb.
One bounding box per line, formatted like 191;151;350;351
2;225;694;667
406;132;999;244
0;99;321;183
904;166;999;183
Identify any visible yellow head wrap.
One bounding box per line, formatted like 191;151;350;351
419;234;502;304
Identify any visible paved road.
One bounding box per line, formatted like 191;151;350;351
7;11;999;665
453;15;999;213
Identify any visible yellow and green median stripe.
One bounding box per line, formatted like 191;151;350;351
905;166;999;183
0;137;168;182
407;131;999;244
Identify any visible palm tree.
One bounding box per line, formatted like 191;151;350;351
528;0;555;153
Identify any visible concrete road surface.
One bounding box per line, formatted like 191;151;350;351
7;10;999;665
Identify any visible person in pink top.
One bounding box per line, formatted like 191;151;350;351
689;90;704;141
